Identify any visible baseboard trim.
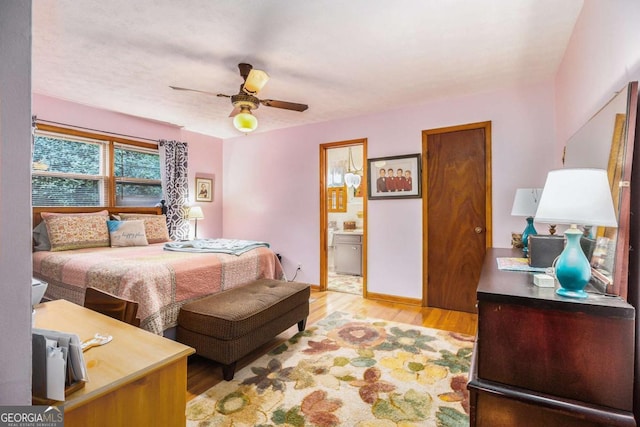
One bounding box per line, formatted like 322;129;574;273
365;291;422;306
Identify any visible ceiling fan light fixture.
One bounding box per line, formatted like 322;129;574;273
243;69;270;94
233;107;258;133
172;63;307;134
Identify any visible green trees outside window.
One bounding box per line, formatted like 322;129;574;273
32;128;162;207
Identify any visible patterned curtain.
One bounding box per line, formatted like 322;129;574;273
159;140;189;240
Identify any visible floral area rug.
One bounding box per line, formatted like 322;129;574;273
186;311;475;427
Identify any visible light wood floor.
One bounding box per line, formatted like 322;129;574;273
186;289;478;402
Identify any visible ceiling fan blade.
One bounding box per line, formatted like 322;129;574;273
228;106;241;117
260;99;309;112
243;69;270;95
170;85;227;97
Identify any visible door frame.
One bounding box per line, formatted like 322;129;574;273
421;122;492;307
319;139;368;294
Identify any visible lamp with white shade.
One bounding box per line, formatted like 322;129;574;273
535;169;617;299
187;206;205;239
511;188;542;257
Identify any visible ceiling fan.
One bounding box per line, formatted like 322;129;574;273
170;63;309;133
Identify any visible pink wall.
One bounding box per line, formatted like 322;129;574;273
223;82;557;299
32;94;224;237
555;0;640;150
183;130;223;238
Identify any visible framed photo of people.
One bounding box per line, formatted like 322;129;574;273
195;177;213;202
367;153;422;199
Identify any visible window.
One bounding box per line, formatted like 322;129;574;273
32;124;162;208
114;144;163;206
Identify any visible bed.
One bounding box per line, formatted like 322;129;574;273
32;207;285;335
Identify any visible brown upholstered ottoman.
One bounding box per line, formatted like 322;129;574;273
176;279;310;380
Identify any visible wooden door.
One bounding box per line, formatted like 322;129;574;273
423;122;491;313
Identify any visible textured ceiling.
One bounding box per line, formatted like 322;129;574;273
32;0;583;139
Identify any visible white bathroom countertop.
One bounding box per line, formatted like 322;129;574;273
333;229;363;235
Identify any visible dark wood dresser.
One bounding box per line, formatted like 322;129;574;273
468;248;636;426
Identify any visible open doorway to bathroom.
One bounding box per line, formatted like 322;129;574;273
319;139;367;296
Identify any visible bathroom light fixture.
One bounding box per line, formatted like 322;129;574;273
535;169;617;298
344;172;361;189
344;147;363;189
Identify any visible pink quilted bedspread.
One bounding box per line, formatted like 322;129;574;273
32;243;285;334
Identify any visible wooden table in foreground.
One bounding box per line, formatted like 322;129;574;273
468;248;636;427
33;299;195;427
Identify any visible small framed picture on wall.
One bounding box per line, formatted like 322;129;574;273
195;177;213;202
367;153;422;199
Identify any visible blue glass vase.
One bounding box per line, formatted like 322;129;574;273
521;217;537;258
555;227;590;299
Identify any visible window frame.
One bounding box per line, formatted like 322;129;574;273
32;123;161;209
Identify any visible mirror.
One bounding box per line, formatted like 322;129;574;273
563;81;638;297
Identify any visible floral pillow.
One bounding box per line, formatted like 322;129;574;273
118;213;170;243
107;220;148;247
41;210;110;251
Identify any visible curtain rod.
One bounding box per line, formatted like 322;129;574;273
33;116;161;144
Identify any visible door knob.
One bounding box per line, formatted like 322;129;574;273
474;226;483;234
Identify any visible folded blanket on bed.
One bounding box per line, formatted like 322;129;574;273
164;238;270;255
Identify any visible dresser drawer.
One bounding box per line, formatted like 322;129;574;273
477;300;634;411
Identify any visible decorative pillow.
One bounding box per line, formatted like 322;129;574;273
41;210;110;251
32;221;51;251
119;214;170;244
107;220;148;247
